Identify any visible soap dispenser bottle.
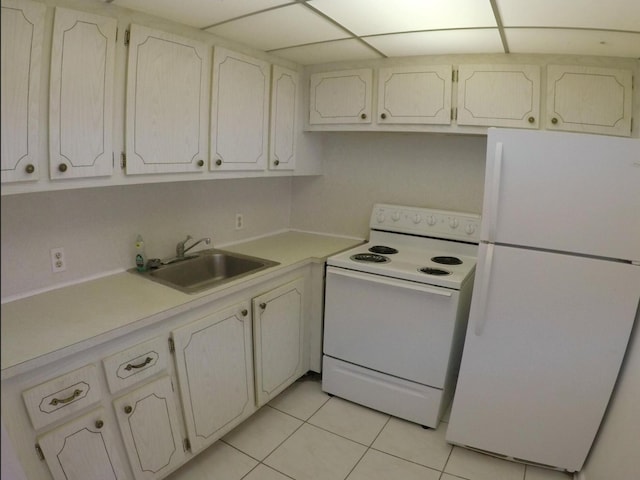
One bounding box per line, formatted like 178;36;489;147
135;234;146;271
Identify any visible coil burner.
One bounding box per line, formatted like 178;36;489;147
419;267;451;276
351;253;390;264
431;256;463;265
368;245;399;255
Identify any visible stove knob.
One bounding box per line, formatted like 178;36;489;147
465;223;476;235
391;211;401;221
426;215;437;226
376;212;385;223
449;218;459;229
412;214;422;224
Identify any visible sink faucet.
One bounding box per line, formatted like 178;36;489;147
176;235;211;259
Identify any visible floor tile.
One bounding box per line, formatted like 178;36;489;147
346;449;441;480
223;406;303;460
268;376;331;420
445;446;526;480
308;396;390;445
525;465;574;479
242;464;294;480
264;423;367;480
371;417;452;470
165;441;257;480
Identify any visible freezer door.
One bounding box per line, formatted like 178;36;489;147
446;243;640;472
482;129;640;261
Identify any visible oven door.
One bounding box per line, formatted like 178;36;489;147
323;266;460;388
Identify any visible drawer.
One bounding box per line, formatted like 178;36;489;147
22;364;102;430
102;336;168;394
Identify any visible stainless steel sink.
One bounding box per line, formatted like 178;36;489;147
134;249;279;294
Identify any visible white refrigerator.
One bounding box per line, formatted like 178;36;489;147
446;128;640;473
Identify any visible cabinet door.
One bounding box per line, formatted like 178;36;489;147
49;7;116;180
546;65;632;137
37;408;127;480
457;65;540;129
171;302;255;453
113;376;185;480
0;0;45;183
309;69;372;124
126;24;209;174
253;278;305;407
269;65;298;171
210;47;270;171
377;65;452;125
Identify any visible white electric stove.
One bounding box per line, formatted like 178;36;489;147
322;204;481;428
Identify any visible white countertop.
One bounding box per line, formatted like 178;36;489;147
1;231;362;378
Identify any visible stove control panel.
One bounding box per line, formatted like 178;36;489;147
371;204;481;243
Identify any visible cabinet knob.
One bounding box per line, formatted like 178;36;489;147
259;302;267;310
380;113;387;120
273;160;280;166
95;420;104;429
215;159;222;166
360;113;367;120
241;309;248;317
528;116;535;123
58;163;68;173
551;117;558;124
124;405;132;414
25;164;35;174
196;159;204;167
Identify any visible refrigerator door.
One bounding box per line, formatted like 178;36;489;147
446;243;640;472
482;129;640;261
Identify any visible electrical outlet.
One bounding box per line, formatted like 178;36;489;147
235;213;244;230
50;247;66;273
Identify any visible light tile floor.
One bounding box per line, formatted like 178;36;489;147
167;374;574;480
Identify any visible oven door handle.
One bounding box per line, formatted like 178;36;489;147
327;267;453;297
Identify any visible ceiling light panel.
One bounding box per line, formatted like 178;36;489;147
206;4;349;51
111;0;292;29
506;29;640;58
496;0;640;32
308;0;497;36
271;39;383;65
366;29;505;57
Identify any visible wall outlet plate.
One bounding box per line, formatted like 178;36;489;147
50;247;65;273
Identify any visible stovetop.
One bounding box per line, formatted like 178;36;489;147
327;205;481;290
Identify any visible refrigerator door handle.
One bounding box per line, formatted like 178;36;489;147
474;243;494;336
486;142;503;242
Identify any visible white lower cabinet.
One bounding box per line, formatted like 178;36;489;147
37;407;127;480
253;277;305;407
113;376;184;480
171;301;256;454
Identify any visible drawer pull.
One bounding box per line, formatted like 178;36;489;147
124;357;152;371
49;389;82;406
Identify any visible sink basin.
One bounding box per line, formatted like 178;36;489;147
135;249;279;294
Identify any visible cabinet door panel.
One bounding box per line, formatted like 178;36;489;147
253;278;305;407
49;7;116;179
377;65;452;125
0;0;45;183
113;376;184;480
126;24;209;174
269;65;298;170
457;65;540;128
38;408;127;480
172;302;255;453
546;65;632;137
309;69;372;124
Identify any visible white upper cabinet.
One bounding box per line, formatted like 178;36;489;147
269;65;298;171
546;65;633;137
377;65;452;125
49;8;116;180
309;69;373;124
456;65;540;129
1;0;45;183
125;24;209;175
210;47;270;171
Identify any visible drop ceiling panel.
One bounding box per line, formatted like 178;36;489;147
496;0;640;32
366;29;505;57
112;0;292;28
206;4;348;51
308;0;497;36
271;39;382;65
506;29;640;58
